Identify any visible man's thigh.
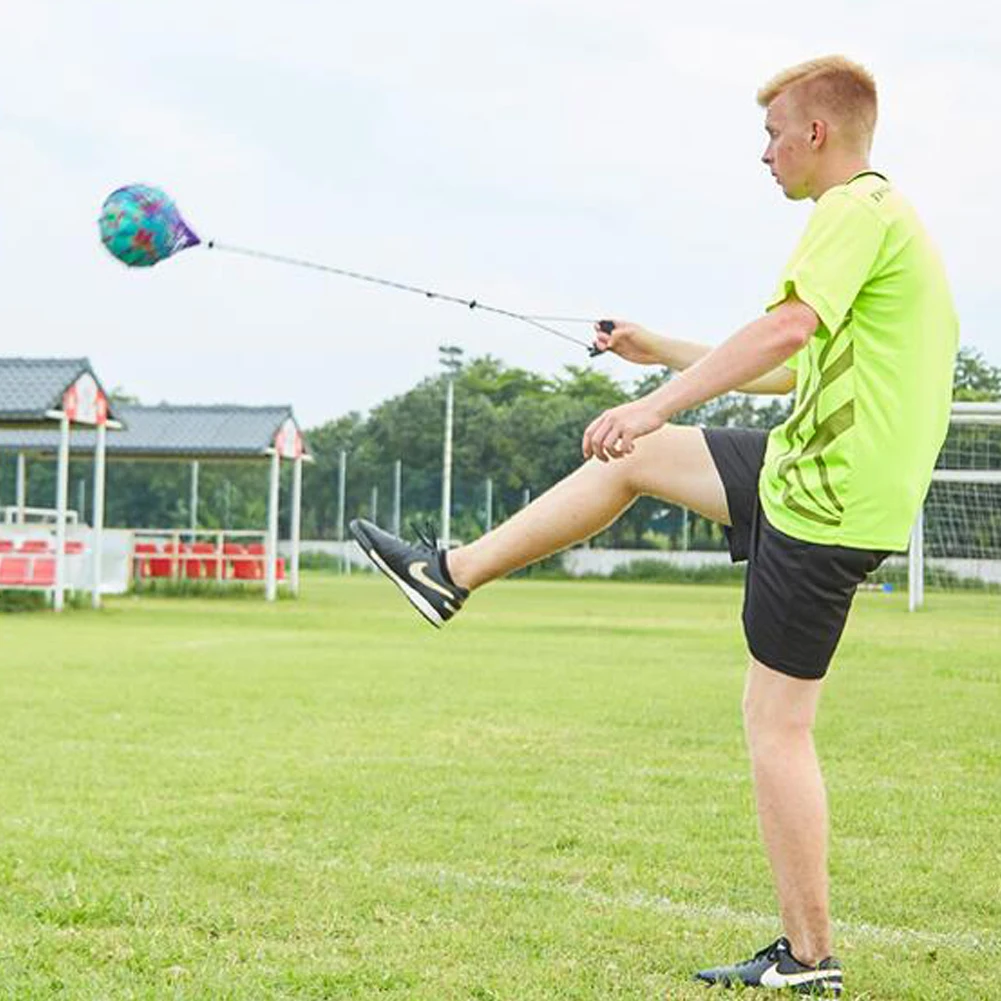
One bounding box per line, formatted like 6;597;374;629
622;424;731;525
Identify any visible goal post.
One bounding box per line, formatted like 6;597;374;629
908;401;1001;609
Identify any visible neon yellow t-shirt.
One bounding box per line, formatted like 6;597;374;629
759;172;958;551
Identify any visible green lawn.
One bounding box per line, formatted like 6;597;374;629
0;575;998;1000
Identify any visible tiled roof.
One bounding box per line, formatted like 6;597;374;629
0;404;310;460
0;358;107;423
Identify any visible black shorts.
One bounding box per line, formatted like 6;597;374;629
702;427;889;681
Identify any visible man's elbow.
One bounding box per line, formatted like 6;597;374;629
771;301;818;353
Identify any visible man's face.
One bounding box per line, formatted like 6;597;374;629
761;92;815;201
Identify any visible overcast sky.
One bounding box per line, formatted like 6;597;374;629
2;0;999;428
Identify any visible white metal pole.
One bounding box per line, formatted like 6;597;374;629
908;508;925;612
265;450;281;601
485;476;493;533
91;423;107;610
370;485;379;525
290;455;303;596
54;415;70;612
681;505;690;551
190;460;200;542
16;452;26;523
392;459;402;536
441;377;454;548
522;487;530;509
337;449;348;575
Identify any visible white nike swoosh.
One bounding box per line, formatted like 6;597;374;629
408;560;456;601
759;963;835;988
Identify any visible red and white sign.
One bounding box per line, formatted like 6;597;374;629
274;417;304;459
62;373;109;426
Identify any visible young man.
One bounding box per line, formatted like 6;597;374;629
352;56;958;995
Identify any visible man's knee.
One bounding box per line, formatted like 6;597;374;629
581;423;685;489
621;424;727;514
743;659;822;753
743;694;815;755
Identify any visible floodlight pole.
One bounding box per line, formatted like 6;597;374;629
392;459;402;536
265;449;281;602
485;477;493;533
370;485;379;525
54;415;70;612
439;344;463;550
290;454;303;596
91;422;107;610
337;449;348;574
441;377;454;548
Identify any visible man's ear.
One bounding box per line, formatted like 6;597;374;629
810;119;828;149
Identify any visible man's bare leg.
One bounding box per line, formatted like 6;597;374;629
447;424;729;590
743;657;832;966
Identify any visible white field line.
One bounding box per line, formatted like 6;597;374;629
186;847;998;954
376;862;999;954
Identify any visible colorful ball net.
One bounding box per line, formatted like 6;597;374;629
98;184;200;267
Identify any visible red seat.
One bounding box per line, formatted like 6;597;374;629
64;541;85;555
222;543;250;580
191;542;221;579
0;540;14;553
150;541;186;579
241;543;283;582
244;543;267;581
19;540;50;554
30;557;56;587
232;554;262;580
133;541;158;578
0;557;29;586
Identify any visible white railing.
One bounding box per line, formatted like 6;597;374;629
1;505;79;525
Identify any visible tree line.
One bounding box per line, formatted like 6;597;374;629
1;347;997;549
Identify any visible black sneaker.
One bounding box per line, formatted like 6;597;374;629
349;519;468;628
694;937;843;996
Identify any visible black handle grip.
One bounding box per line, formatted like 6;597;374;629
589;319;616;357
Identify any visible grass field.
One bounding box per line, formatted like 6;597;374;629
1;575;998;1000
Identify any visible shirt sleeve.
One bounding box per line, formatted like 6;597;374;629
783;349;802;373
766;190;887;335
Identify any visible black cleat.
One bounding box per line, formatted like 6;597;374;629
349;519;468;628
694;937;843;996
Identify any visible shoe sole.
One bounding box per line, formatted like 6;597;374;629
349;521;444;629
694;974;842;997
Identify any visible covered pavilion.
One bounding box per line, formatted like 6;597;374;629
0;357;121;611
0;400;312;603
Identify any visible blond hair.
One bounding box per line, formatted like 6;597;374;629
758;55;878;148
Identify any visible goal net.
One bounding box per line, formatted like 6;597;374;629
906;402;1001;608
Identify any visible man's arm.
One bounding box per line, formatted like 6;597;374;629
583;300;817;461
596;322;797;395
